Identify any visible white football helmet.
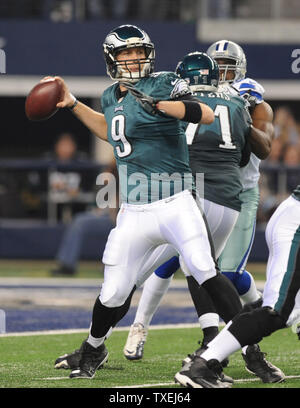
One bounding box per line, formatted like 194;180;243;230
207;40;247;84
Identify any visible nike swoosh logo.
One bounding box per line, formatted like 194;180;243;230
171;80;178;85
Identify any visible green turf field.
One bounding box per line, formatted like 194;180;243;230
0;326;299;389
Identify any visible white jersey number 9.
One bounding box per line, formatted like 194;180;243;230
111;115;132;158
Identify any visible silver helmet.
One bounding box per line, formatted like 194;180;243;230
103;25;155;83
206;40;247;84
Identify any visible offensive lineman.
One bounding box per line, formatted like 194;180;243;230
51;25;247;380
208;40;274;306
122;50;283;383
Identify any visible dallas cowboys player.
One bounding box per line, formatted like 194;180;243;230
207;40;274;307
51;25;247;380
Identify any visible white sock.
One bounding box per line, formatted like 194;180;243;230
198;313;220;329
201;321;241;363
240;271;261;303
242;345;249;355
87;325;112;348
134;273;173;328
87;334;105;349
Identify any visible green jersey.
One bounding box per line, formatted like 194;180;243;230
101;72;193;204
186;91;252;211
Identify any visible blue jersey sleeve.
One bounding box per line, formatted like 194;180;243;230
232;78;265;104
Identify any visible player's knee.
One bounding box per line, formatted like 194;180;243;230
182;251;216;285
229;307;286;346
222;270;252;295
155;256;180;279
100;268;134;308
179;256;191;277
100;283;133;308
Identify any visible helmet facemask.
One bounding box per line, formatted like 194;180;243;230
215;58;244;84
114;44;154;83
206;40;247;84
103;26;155;83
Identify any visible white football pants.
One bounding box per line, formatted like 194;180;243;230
180;199;239;276
263;195;300;327
100;190;217;307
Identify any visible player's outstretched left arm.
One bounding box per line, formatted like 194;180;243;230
249;101;274;159
156;100;215;124
120;81;214;125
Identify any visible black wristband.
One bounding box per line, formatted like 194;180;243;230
182;100;202;123
69;96;78;111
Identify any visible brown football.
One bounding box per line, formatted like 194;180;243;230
25;79;63;121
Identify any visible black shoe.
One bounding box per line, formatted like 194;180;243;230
182;341;229;368
69;341;109;379
55;340;108;371
51;264;75;277
55;348;81;369
175;356;233;388
242;344;285;383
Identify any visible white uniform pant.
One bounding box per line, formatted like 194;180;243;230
180;199;239;276
263;195;300;327
100;190;216;308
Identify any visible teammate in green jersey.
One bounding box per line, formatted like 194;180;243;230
123;51;283;384
50;25;246;380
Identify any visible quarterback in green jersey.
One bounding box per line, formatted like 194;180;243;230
50;25;245;380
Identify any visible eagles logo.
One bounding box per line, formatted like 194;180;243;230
170;78;191;99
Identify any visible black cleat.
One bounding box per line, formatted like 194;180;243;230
69;341;109;379
175;356;233;388
242;344;285;383
55;339;109;371
55;348;81;370
182;341;229;368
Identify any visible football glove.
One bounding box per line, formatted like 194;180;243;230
120;82;160;116
242;92;257;109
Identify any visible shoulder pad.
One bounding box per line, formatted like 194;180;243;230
149;72;192;100
232;78;265;103
217;83;239;96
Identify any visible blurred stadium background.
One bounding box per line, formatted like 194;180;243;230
0;0;299;333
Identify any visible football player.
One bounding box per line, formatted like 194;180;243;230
175;184;300;387
207;40;274;306
52;25;245;380
123;50;283;384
